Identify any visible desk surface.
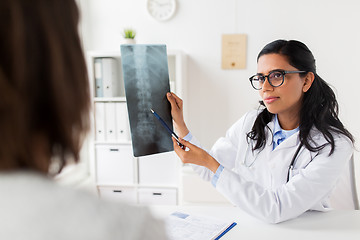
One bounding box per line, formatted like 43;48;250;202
150;205;360;240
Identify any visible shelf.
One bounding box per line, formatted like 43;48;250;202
97;183;136;188
94;141;132;145
88;49;186;205
138;184;178;189
96;183;178;189
87;50;184;58
94;97;126;102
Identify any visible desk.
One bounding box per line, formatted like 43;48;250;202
150;205;360;240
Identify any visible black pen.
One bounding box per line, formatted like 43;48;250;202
150;109;184;148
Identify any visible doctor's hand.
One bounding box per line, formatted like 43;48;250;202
167;92;189;138
172;137;220;173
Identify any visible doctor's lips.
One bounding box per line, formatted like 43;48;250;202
264;97;279;104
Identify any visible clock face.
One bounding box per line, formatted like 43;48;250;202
147;0;176;21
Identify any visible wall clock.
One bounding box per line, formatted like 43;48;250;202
147;0;177;21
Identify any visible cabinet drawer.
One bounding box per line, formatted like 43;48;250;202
98;186;137;203
96;145;134;184
138;152;179;185
138;188;177;205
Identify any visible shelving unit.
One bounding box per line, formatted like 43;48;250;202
86;49;187;205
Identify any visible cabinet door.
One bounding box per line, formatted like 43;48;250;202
138;152;179;185
98;186;137;203
96;145;134;184
138;188;177;205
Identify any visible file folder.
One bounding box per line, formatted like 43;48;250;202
94;58;104;97
102;58;119;97
115;102;130;141
94;102;105;142
104;102;116;141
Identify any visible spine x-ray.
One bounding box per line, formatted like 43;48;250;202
121;44;173;157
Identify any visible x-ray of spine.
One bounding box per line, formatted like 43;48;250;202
121;44;173;157
134;46;153;143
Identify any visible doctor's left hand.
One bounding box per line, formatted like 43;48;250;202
172;137;220;173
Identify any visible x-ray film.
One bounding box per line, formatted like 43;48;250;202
120;44;173;157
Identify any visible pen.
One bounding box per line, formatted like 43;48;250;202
150;108;184;148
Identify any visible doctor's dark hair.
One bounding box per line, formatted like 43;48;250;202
246;40;354;154
0;0;90;173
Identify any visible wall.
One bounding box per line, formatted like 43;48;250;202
78;0;360;195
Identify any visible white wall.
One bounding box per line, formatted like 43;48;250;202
78;0;360;194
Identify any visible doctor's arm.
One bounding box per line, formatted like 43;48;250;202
214;137;353;223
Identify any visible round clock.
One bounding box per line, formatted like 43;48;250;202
147;0;177;21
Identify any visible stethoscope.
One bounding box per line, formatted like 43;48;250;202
286;143;303;182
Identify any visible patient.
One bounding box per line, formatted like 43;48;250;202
0;0;167;239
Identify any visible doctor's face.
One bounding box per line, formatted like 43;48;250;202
257;54;307;123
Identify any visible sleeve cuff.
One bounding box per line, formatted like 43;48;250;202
211;165;224;187
183;132;192;141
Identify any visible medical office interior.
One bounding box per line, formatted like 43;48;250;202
61;0;360;208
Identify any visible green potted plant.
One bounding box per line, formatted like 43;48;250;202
123;28;136;44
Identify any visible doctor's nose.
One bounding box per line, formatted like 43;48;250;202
261;78;274;91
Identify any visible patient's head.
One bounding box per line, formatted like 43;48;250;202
0;0;90;173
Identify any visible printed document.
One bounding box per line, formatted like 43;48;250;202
165;211;236;240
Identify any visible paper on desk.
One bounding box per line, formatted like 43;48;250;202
165;211;235;240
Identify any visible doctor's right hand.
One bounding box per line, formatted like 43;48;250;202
167;92;189;138
172;137;220;173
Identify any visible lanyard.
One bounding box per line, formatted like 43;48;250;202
286;143;303;182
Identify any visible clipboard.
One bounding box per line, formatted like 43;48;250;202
120;44;174;157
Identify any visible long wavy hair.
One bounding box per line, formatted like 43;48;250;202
0;0;90;173
246;40;354;155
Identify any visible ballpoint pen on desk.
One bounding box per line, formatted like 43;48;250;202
150;108;184;148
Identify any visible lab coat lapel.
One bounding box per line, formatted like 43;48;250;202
265;119;275;148
241;122;273;188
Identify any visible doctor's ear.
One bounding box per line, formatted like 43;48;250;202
302;72;315;92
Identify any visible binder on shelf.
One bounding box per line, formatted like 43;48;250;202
94;58;104;97
115;102;130;142
94;102;106;142
104;103;117;141
101;58;119;98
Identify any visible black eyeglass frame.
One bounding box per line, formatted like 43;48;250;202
249;70;307;90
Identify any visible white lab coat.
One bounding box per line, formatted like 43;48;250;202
190;110;354;223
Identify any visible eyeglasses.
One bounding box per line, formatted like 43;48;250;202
249;70;307;90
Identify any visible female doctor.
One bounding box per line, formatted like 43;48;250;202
167;39;355;223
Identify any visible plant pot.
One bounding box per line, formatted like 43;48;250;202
124;38;136;44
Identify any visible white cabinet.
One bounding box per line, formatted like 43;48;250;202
87;50;186;205
138;152;179;186
95;144;134;184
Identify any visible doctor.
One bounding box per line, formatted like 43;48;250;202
167;40;355;223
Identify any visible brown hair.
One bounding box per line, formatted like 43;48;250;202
0;0;90;173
